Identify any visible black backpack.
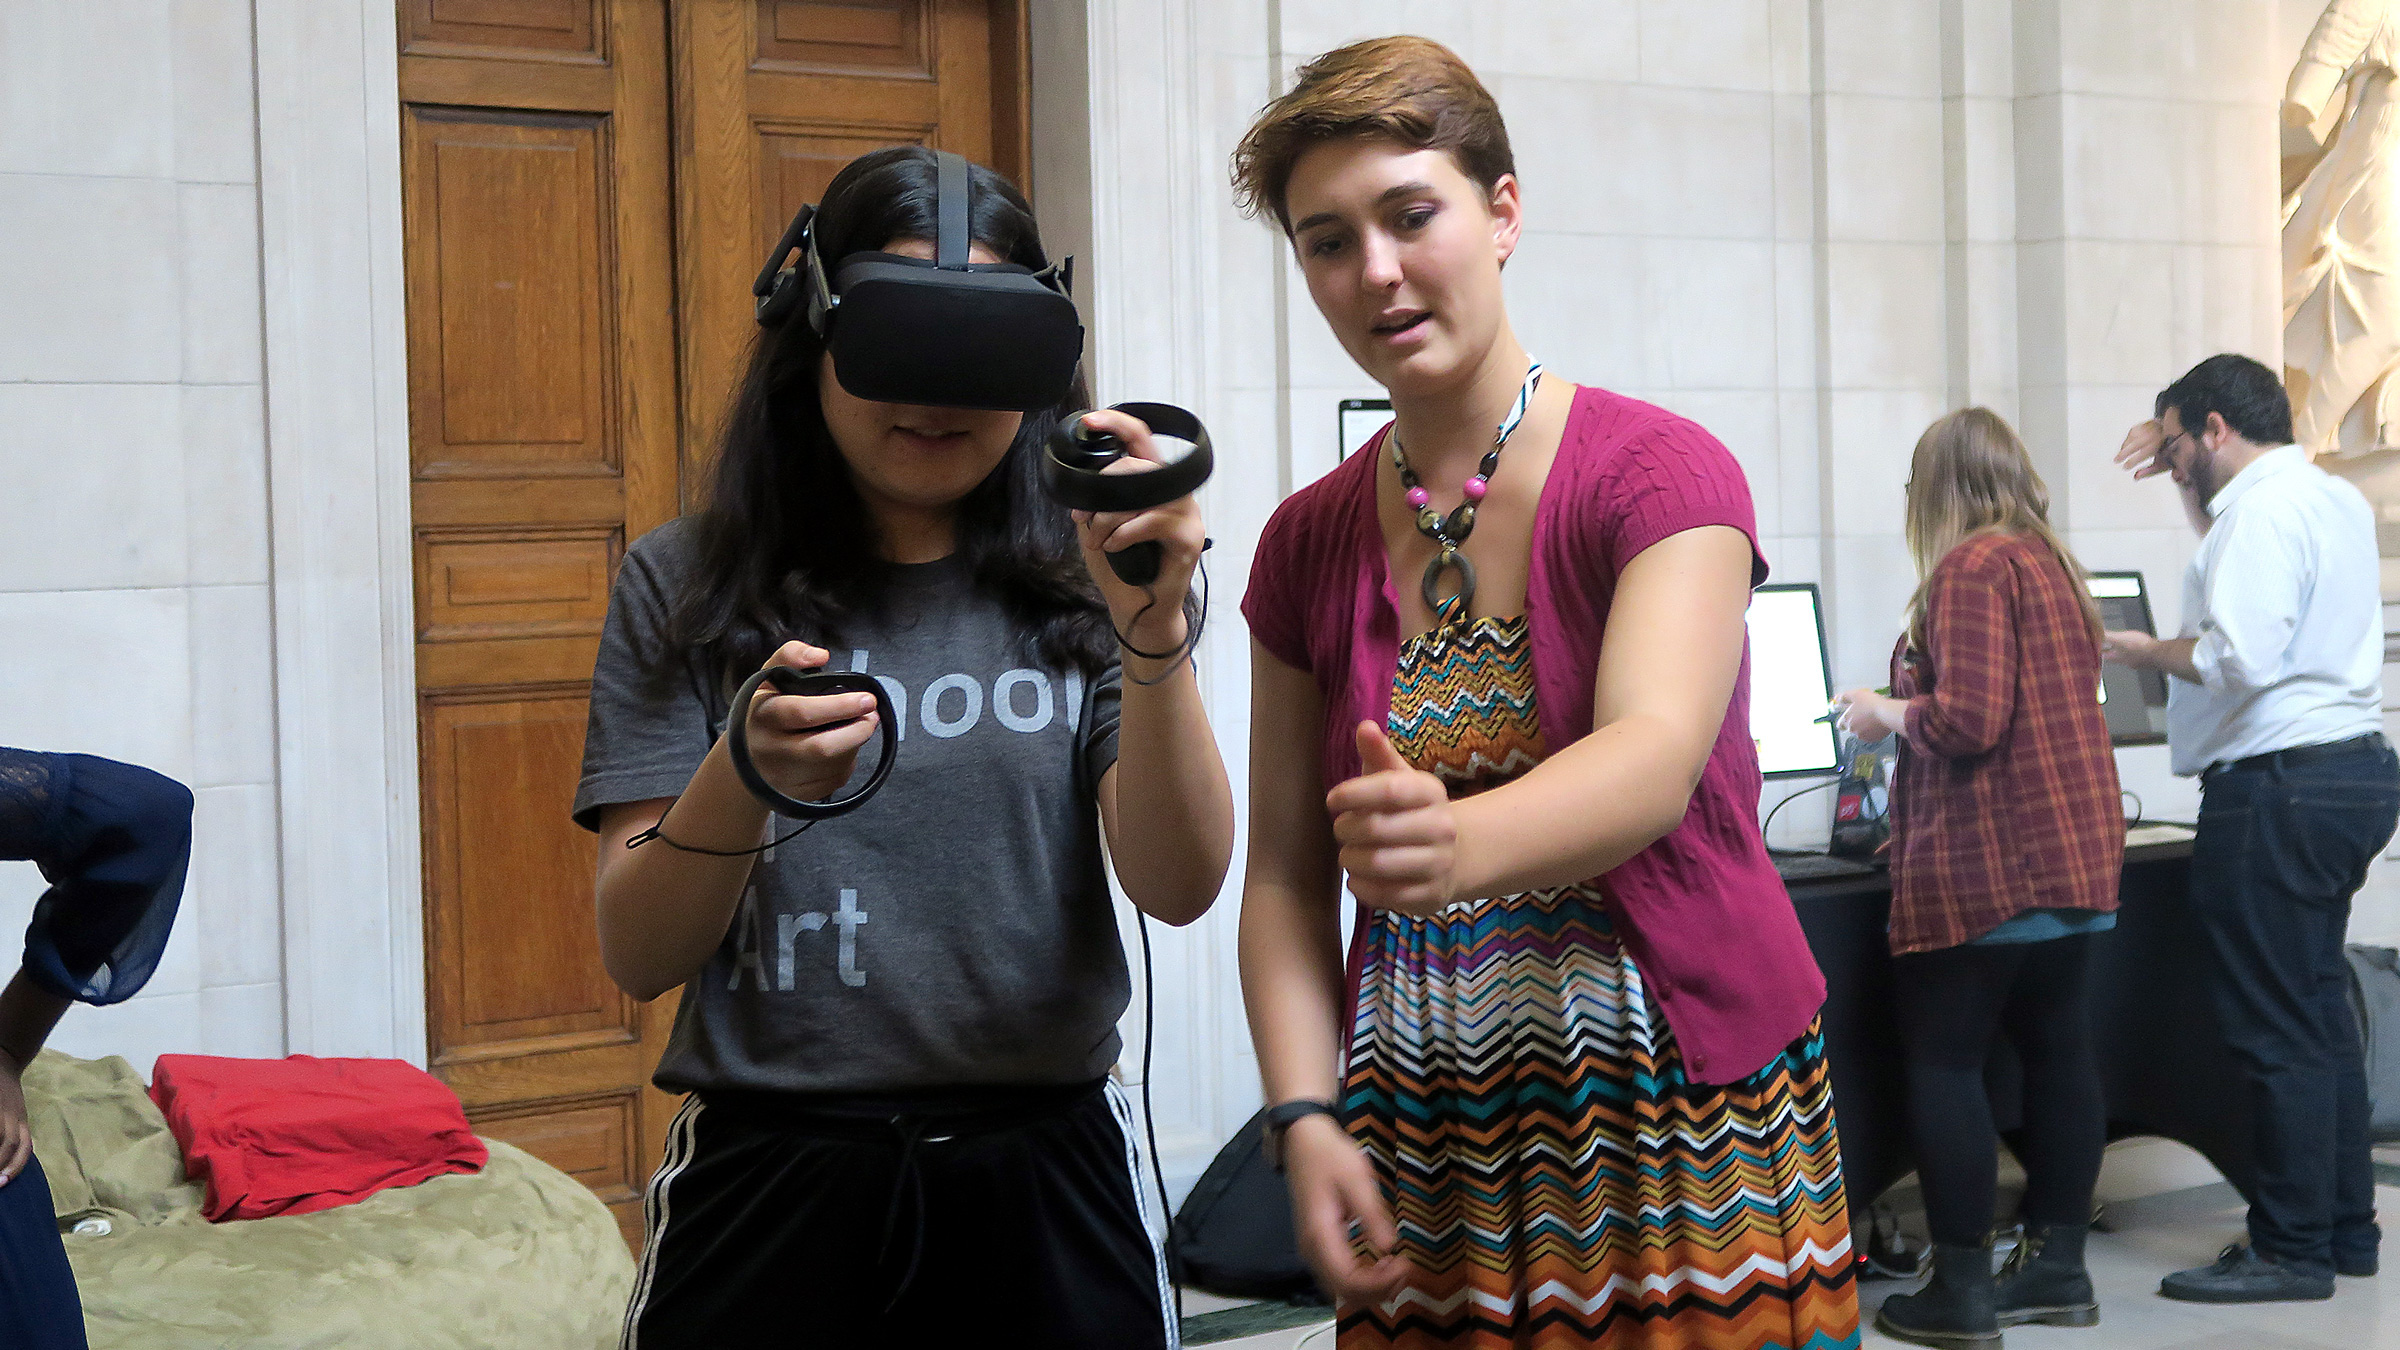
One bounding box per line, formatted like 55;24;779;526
1169;1108;1327;1302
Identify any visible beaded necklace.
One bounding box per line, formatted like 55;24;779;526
1389;361;1544;624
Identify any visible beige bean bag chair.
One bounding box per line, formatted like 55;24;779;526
23;1051;632;1349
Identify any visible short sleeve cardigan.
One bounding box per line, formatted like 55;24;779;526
1240;385;1825;1085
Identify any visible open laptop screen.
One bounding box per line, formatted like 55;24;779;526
1748;583;1841;778
2087;571;2168;746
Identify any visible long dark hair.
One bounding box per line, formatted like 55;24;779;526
670;146;1114;688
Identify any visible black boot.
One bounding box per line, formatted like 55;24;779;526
1994;1222;2098;1327
1875;1241;2002;1348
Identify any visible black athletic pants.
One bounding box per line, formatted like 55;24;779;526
621;1078;1175;1349
1892;934;2107;1248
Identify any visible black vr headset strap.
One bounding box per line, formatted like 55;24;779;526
935;149;970;270
754;204;812;328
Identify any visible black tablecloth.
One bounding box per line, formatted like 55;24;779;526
1788;838;2247;1218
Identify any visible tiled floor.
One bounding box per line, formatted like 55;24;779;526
1182;1288;1331;1350
1857;1182;2400;1350
1189;1183;2400;1349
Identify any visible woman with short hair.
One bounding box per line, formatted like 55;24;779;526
1233;36;1861;1350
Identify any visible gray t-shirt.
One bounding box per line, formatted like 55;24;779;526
573;519;1125;1095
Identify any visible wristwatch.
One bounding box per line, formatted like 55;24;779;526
1262;1098;1340;1173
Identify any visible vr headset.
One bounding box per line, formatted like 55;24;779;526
752;149;1083;412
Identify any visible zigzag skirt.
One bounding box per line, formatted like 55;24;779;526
1338;890;1861;1349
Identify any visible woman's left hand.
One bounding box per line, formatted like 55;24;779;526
1327;723;1459;913
1833;688;1907;742
1067;408;1208;658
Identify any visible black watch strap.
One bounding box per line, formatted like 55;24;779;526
1263;1098;1339;1173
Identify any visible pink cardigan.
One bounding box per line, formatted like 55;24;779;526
1241;385;1825;1085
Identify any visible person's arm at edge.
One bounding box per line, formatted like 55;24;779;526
1070;408;1236;925
1239;641;1408;1303
0;970;71;1186
593;743;770;1002
1099;638;1236;926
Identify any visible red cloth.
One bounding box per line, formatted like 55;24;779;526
150;1054;488;1221
1239;384;1825;1086
1886;531;2125;954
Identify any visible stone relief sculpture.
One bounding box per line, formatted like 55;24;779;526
2285;0;2400;602
2285;0;2400;458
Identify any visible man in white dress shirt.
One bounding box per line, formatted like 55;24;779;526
2109;354;2398;1304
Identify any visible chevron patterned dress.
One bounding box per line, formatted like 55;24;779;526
1340;614;1860;1349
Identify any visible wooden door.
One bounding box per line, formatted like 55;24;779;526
673;0;1028;481
399;0;682;1245
397;0;1027;1248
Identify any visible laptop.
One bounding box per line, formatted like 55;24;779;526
2087;571;2169;746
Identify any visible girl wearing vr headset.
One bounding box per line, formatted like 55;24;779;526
1233;38;1860;1350
575;146;1232;1348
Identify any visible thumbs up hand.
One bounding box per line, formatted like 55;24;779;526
1326;722;1460;915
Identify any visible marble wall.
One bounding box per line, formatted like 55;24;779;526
0;1;285;1067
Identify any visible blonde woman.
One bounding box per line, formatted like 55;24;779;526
1835;408;2124;1346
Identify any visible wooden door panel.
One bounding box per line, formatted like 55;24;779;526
405;111;616;477
405;0;602;57
929;0;997;163
417;527;619;641
475;1094;642;1195
745;80;937;131
415;476;626;526
423;692;629;1050
758;0;929;74
757;126;926;254
416;635;604;689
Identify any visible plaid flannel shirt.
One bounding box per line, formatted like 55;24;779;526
1886;532;2124;954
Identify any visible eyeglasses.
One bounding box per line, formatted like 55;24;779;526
2159;427;2193;456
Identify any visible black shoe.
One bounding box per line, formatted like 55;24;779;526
1994;1222;2099;1328
1875;1242;2002;1348
2158;1243;2333;1303
2336;1251;2377;1278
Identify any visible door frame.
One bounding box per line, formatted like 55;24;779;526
257;0;1110;1066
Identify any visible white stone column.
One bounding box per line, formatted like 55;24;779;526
1081;0;1278;1199
253;0;425;1063
1813;0;1951;690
